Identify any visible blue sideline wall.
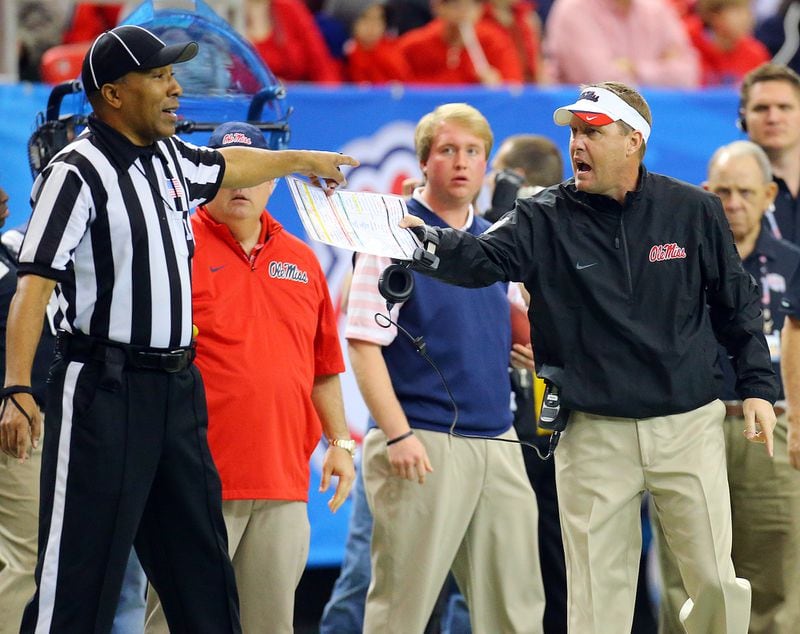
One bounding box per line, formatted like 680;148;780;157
1;84;742;233
0;83;742;566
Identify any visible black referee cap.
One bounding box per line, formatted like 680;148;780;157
81;25;198;94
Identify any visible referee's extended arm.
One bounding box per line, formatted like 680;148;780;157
0;273;55;461
218;146;359;190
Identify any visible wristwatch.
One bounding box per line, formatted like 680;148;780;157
329;437;356;458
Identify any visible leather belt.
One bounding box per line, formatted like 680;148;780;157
723;402;786;418
56;332;195;374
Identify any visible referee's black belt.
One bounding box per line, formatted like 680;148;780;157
56;332;195;374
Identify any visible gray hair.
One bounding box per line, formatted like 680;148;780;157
707;140;773;183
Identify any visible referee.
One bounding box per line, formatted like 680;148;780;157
0;25;356;634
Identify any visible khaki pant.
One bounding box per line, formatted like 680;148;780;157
656;412;800;634
146;500;309;634
362;427;545;634
0;441;41;634
556;400;750;634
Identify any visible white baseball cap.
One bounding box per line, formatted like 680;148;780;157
553;86;651;143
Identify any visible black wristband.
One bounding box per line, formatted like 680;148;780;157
1;385;33;399
0;386;36;430
409;224;428;242
386;430;414;446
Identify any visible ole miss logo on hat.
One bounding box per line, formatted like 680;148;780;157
221;132;253;146
208;122;269;150
578;90;600;103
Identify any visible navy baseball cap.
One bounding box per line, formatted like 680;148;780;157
208;122;269;150
81;25;198;94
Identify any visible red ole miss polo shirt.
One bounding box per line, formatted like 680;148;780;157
192;206;344;501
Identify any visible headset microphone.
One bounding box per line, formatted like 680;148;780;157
736;111;747;133
736;95;747;133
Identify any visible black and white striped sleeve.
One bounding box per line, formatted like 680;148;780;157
18;161;93;282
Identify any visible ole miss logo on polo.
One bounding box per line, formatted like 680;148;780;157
649;242;687;263
269;260;308;284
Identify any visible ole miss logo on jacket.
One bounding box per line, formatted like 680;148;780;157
649;242;687;262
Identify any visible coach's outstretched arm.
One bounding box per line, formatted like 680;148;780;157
400;210;526;287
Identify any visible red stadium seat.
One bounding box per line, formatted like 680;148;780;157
39;42;91;84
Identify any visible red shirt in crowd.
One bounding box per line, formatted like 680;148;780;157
62;3;123;43
344;37;411;83
250;0;341;83
685;14;770;86
191;207;345;501
398;17;523;84
480;1;541;82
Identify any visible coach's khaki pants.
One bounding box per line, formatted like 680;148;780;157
556;400;750;634
656;412;800;634
0;441;41;634
146;499;309;634
362;427;545;634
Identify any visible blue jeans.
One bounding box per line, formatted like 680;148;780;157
441;591;471;634
111;549;147;634
319;469;372;634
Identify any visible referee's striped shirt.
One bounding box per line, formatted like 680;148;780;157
18;115;225;349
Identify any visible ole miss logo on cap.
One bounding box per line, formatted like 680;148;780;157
222;132;253;146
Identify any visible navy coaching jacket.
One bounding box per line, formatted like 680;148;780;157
411;166;778;419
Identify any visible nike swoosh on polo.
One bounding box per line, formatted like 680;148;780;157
576;261;597;270
210;265;225;273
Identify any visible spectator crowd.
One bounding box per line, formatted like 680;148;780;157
13;0;800;88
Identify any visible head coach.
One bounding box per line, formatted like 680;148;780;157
0;25;356;634
400;81;779;634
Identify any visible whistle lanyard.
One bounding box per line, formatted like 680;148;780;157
758;254;775;336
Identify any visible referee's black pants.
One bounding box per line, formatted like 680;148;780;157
20;353;241;634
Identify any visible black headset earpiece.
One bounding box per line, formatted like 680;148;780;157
378;263;414;309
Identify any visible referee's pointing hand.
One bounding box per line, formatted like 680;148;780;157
304;151;359;192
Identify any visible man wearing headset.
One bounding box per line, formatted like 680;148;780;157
739;63;800;245
740;65;800;630
401;82;778;634
654;141;800;634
